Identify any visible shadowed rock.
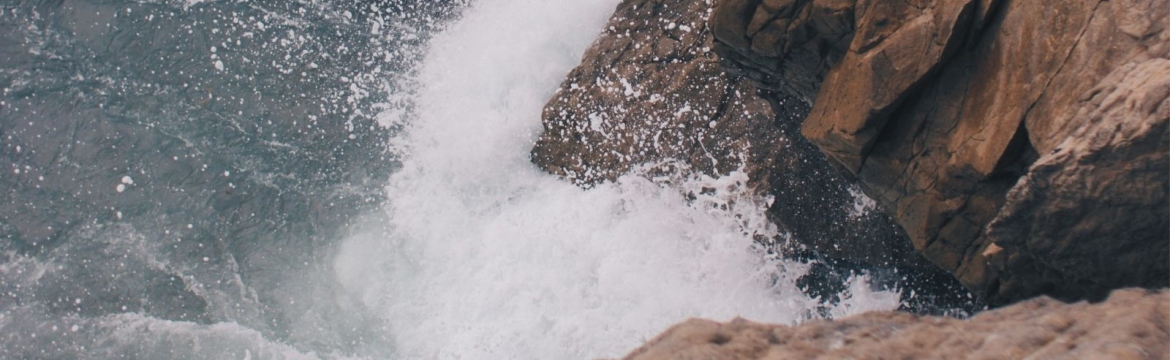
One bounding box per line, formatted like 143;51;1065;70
529;0;978;310
710;0;1169;305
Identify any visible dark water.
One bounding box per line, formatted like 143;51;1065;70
0;0;459;357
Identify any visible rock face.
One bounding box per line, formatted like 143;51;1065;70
529;0;966;303
621;288;1170;359
710;0;1170;304
531;0;775;185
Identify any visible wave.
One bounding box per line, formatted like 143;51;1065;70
334;0;900;358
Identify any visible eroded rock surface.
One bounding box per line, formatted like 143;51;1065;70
621;288;1170;360
711;0;1170;304
531;0;788;187
529;0;973;306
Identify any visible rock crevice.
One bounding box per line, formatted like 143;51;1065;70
710;0;1169;304
530;0;976;311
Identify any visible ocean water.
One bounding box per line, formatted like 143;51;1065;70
0;0;899;359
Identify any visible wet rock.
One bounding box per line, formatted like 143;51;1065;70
529;0;962;303
620;288;1170;359
531;0;774;185
710;0;1169;304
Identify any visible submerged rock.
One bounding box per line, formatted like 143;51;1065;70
620;288;1169;359
710;0;1169;304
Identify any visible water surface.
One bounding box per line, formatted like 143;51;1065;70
1;0;898;358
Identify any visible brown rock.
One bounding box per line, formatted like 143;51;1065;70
710;0;859;99
529;0;949;293
620;288;1170;359
710;0;1170;304
800;0;976;173
531;0;769;185
986;58;1170;303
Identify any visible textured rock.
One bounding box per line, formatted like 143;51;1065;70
620;288;1170;359
709;0;859;99
531;0;773;185
710;0;1170;304
985;58;1170;302
528;0;970;303
800;0;976;173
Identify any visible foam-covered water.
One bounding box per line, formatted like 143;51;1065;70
1;0;901;358
334;0;899;358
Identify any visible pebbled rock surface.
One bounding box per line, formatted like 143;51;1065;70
710;0;1170;305
620;288;1170;360
528;0;974;307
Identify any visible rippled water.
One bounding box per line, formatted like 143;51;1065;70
1;0;900;358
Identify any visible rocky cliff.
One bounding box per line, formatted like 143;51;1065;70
620;288;1169;359
532;0;1168;308
710;0;1169;305
529;0;981;313
535;0;1168;357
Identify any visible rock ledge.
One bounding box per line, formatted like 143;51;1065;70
621;288;1170;360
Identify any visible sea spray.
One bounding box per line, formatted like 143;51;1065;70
0;0;901;357
334;0;900;358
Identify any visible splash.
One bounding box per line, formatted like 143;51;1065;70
335;0;900;358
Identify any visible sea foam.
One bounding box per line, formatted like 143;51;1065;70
333;0;899;358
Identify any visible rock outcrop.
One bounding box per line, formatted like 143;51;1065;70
710;0;1170;304
621;288;1170;359
529;0;978;308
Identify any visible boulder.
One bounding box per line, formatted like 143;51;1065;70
621;288;1170;359
710;0;1169;304
531;0;773;185
985;58;1170;303
529;0;966;305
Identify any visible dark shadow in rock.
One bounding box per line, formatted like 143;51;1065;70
788;249;984;319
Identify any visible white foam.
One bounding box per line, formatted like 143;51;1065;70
334;0;899;358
